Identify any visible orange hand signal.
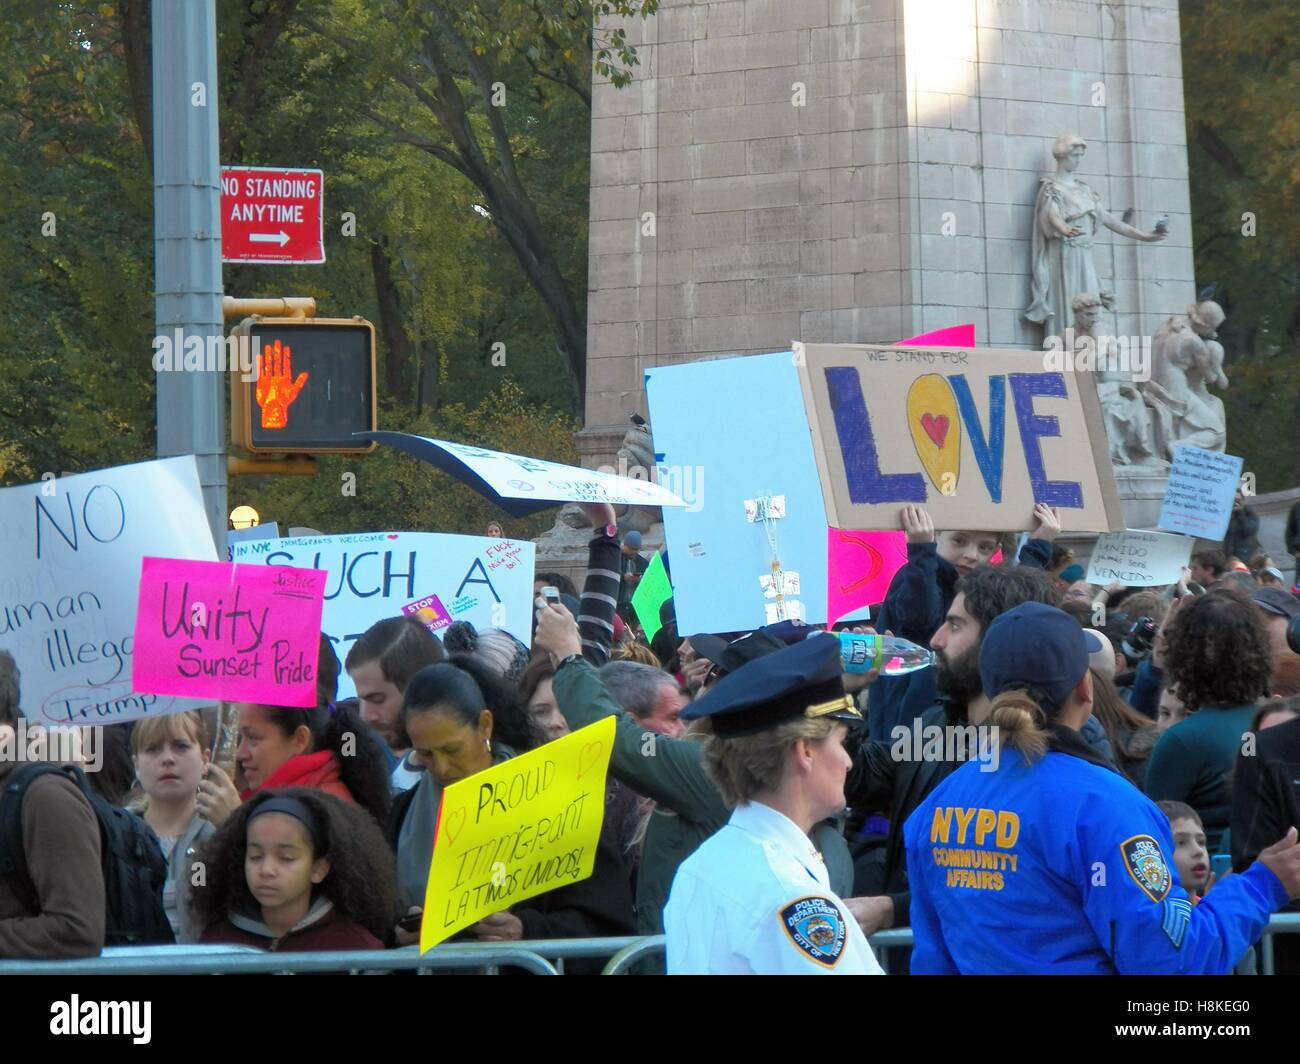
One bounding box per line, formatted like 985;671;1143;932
255;339;309;429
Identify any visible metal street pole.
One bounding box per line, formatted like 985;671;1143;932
152;0;227;557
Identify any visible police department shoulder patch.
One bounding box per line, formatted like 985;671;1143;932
1120;834;1172;902
779;896;847;968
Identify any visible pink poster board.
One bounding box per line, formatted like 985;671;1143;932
132;557;326;707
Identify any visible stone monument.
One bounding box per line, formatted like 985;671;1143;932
540;0;1206;574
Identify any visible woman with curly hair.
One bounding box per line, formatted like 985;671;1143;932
193;788;397;950
1144;591;1273;851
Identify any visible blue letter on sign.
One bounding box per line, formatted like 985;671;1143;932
825;366;926;504
1008;373;1083;508
949;373;1005;504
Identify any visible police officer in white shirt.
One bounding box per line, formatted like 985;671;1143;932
664;633;884;974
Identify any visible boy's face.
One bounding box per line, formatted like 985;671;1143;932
935;531;999;576
1168;816;1210;894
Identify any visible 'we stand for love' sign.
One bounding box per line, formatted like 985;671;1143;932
796;343;1124;533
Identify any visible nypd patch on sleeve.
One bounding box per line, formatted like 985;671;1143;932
1120;834;1172;902
780;896;847;968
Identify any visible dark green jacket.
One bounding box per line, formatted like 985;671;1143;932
553;658;853;934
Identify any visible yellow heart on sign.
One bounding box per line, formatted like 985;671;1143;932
907;373;961;495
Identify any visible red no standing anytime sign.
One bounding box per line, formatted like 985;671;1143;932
221;166;325;264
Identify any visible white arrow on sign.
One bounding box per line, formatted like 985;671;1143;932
249;231;291;246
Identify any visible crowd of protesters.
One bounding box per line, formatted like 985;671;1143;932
2;496;1300;975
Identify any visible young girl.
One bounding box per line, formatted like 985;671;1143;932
130;710;216;942
193;788;397;951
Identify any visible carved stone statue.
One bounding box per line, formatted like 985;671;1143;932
1072;293;1162;468
1142;301;1229;456
1026;134;1168;338
558;417;662;534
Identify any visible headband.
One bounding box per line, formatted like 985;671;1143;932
247;795;324;850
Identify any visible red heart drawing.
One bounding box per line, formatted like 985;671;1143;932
387;534;399;540
443;806;466;845
577;742;603;780
920;413;950;449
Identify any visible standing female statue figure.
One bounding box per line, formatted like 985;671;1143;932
1025;134;1167;336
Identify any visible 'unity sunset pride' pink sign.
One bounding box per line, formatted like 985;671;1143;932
131;557;326;707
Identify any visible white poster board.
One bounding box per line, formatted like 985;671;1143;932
231;531;535;699
1156;446;1244;542
0;457;218;724
1085;530;1195;587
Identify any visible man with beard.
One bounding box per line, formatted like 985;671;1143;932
841;565;1116;951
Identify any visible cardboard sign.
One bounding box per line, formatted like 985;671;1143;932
631;552;673;641
420;717;615;950
226;522;281;561
0;458;218;724
132;558;326;706
360;432;686;517
796;343;1124;532
1157;446;1244;543
1085;530;1195;587
231;531;534;700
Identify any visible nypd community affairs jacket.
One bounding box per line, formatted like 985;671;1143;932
903;726;1287;974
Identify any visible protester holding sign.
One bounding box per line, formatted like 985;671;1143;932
193;788;396;951
196;637;392;829
389;657;634;951
537;603;858;936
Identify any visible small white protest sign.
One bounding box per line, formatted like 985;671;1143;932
1085;530;1195;587
1157;446;1244;542
361;432;685;514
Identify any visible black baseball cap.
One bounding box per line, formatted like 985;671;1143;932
980;602;1103;710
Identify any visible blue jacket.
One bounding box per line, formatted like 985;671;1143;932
904;726;1287;974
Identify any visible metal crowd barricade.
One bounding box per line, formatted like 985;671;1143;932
1;916;1296;974
0;936;657;976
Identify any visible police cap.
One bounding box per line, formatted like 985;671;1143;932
681;632;862;738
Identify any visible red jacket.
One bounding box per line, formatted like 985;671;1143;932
200;900;382;952
241;750;355;804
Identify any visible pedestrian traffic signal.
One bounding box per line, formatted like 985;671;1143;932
230;317;377;455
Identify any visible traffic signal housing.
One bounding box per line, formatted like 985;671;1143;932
230;316;377;455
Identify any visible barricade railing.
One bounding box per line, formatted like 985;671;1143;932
1;915;1295;975
0;936;656;976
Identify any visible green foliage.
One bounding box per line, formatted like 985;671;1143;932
1183;0;1300;488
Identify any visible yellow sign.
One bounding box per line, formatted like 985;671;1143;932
419;716;615;951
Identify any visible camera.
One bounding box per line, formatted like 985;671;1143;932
1121;616;1157;662
1288;613;1300;656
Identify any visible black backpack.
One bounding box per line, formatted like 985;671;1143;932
0;763;175;946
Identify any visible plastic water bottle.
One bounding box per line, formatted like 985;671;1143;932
838;632;935;676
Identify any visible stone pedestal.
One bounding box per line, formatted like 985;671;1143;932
579;0;1198;472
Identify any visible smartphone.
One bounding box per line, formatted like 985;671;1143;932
541;585;561;604
398;911;423;932
1210;854;1232;882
